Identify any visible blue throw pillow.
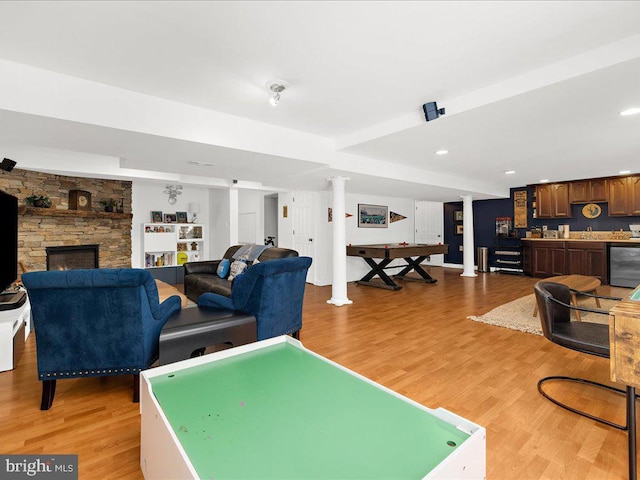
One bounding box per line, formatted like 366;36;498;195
217;258;230;278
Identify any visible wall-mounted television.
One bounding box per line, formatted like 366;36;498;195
0;190;18;294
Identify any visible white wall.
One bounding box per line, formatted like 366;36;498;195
313;191;416;285
209;188;231;259
131;180;211;268
264;194;278;244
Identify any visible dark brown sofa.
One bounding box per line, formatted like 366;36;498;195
183;245;298;302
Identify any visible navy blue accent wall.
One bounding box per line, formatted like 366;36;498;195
443;186;640;265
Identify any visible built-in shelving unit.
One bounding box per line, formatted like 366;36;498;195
143;223;204;268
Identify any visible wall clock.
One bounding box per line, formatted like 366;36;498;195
582;203;601;219
69;190;92;211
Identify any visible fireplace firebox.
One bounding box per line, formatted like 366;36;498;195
46;245;99;271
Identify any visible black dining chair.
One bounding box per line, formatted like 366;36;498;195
534;281;637;479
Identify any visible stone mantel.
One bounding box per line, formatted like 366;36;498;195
18;206;133;220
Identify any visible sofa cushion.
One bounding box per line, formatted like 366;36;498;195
216;258;230;278
187;274;233;297
228;258;248;281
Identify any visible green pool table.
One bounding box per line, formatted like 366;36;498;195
140;336;485;479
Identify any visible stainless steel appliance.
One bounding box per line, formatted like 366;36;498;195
610;245;640;288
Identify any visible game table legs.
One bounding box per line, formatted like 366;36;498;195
355;258;402;290
394;256;437;283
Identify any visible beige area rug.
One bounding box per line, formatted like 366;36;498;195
468;288;631;336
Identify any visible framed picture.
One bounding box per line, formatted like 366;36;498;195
151;211;163;223
163;213;177;223
358;203;388;228
456;225;464;235
176;211;188;223
454;210;463;222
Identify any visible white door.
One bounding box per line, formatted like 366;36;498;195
292;191;315;283
415;201;444;266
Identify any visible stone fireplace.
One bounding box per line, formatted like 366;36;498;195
46;245;100;271
0;168;132;272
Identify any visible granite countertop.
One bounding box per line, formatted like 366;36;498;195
522;237;640;243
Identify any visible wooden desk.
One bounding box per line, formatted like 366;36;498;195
609;285;640;480
346;243;449;290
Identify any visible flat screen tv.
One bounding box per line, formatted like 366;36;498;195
0;190;18;294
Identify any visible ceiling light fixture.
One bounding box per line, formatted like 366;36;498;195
266;79;289;107
187;160;215;167
504;170;516;175
620;170;631;174
540;179;550;183
435;150;448;155
620;107;640;116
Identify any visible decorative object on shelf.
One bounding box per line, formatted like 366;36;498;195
99;199;117;212
190;242;199;251
453;210;463;222
389;211;407;223
25;194;52;208
188;202;200;223
151;211;163;223
164;213;177;223
177;252;189;266
358;203;388;228
27;195;50;208
164;184;183;205
582;203;602;219
455;225;464;235
176;211;188;224
117;197;124;214
68;190;92;211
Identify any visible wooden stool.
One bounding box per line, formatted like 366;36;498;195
533;275;601;321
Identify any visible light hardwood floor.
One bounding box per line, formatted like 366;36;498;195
0;268;634;479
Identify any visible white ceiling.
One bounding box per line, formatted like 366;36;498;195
0;1;639;201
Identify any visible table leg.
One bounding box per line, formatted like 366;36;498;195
394;256;437;284
628;385;637;480
570;292;582;321
593;288;602;309
356;257;401;290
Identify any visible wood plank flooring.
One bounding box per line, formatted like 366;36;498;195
0;268;634;479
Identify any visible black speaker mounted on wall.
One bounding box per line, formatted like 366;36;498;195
422;102;446;122
0;158;16;172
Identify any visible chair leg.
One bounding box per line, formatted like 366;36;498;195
40;379;56;410
538;376;628;429
291;330;300;340
133;374;140;403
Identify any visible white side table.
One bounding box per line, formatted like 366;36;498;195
0;289;31;372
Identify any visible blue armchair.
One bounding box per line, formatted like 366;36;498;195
21;268;182;410
198;257;312;340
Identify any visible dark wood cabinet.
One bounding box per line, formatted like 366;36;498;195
536;184;571;218
530;241;566;276
523;240;608;283
608;175;640;216
566;242;607;281
569;179;608;203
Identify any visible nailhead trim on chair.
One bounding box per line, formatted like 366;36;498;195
39;366;142;380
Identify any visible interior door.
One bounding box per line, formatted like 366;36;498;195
415;201;444;266
291;191;315;283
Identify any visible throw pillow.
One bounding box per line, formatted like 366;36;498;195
228;258;247;281
216;258;230;278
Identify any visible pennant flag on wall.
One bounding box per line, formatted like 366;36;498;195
389;211;407;223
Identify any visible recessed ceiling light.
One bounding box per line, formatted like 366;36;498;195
619;170;631;174
504;170;516;175
435;150;448;155
620;107;640;116
188;160;215;167
540;179;549;183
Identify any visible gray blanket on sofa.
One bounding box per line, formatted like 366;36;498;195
232;244;271;262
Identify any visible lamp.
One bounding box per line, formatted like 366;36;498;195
266;79;289;106
164;185;183;205
188;202;200;223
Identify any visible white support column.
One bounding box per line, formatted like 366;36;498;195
229;187;239;246
327;176;353;306
460;194;477;277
